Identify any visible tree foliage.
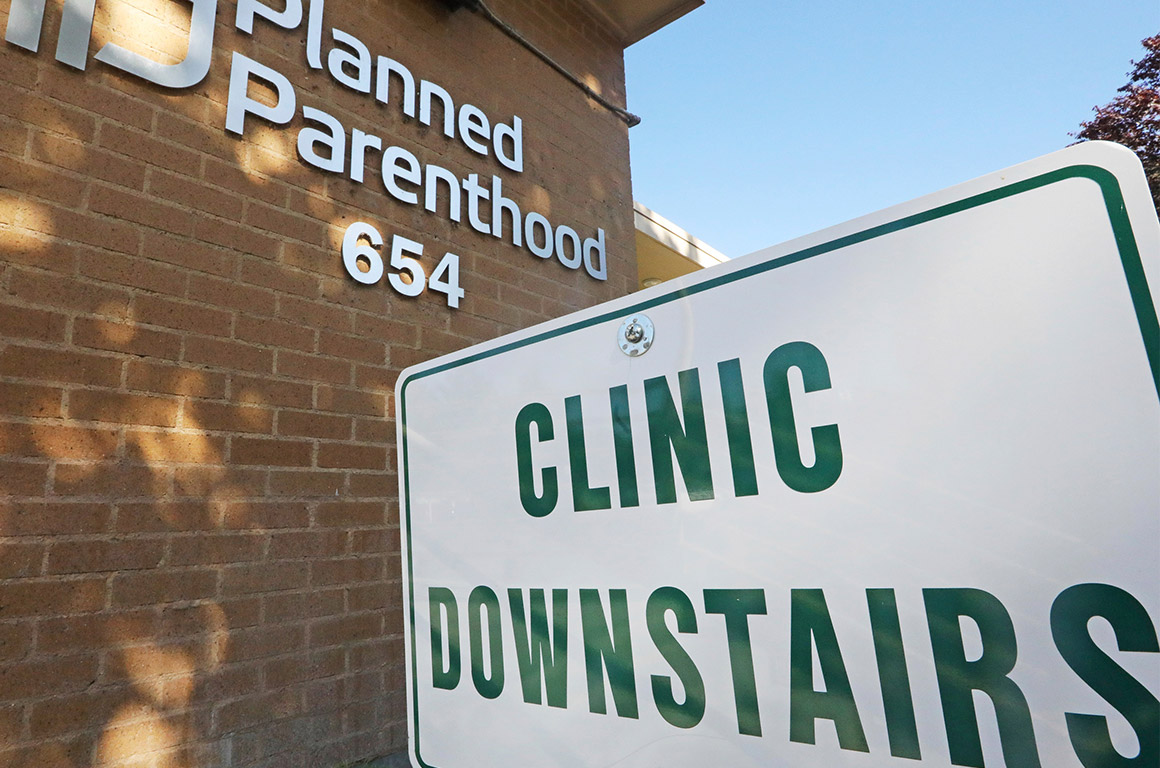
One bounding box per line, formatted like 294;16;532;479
1075;34;1160;213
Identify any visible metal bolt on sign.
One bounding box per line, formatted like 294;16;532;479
618;314;654;356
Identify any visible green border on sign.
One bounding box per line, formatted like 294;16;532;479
397;163;1160;768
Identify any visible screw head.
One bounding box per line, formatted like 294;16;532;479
617;314;654;357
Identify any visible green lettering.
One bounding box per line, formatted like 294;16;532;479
867;588;921;759
924;587;1041;768
468;586;504;699
609;384;639;508
647;586;706;729
645;369;714;504
1051;583;1159;768
429;587;460;690
789;589;868;752
718;358;758;497
515;402;558;517
763;341;842;493
508;588;569;708
580;589;638;718
566;395;612;511
704;588;767;736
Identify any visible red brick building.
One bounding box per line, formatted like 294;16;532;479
0;0;701;765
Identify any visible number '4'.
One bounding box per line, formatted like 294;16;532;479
429;252;464;309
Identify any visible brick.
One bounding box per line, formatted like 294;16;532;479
232;375;313;410
310;557;383;587
245;202;327;244
385;344;434;372
0;303;68;343
0;577;106;618
0;114;26;156
276;295;353;333
114;501;220;533
354;417;391;444
0;654;99;699
275;350;351;385
0;539;43;579
0;228;79;276
0;622;33;663
52;204;143;255
348;471;396;499
140;231;236;280
7;268;133;316
202;156;286;208
28;690;148;740
268;470;346;497
78;251;187;297
126;360;227;399
214;690;301;734
263;648;344;689
317;331;386;365
173;467;266;499
30;130;147;191
125;429;227;466
192;215;280;260
159;598;261;640
220;501;310;530
186;336;273;375
133;294;233;337
0;87;96;143
235;314;314;352
184;664;261;707
0;423;119;461
88;184;194;234
350;530;390;554
149;167;241;220
356;313;420;346
0;345;121;387
348;583;390;612
111;569;216;607
0;459;48;496
97;123;200;177
308;613;381;649
315;385;385;417
228;624;306;664
168;533;265;566
231;437;312;467
184;400;273;435
221;561;308;595
46;538;165;574
314;501;385;528
36;611;155;654
0;154;85;208
267;531;346;561
67;390;179;427
317;443;385;470
262;589;344;624
0;501;111;536
0;734;98;767
277;411;352;440
52;462;162;498
72;316;183;359
40;70;155;130
188;273;277;317
239;256;319;298
0;381;64;418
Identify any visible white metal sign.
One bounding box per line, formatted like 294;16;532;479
396;142;1160;768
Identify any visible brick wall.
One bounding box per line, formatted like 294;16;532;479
0;0;636;764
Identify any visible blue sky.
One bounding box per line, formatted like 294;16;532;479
625;1;1159;257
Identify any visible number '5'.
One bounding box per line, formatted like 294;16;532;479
341;221;464;309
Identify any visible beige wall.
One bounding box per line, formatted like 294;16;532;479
0;0;636;765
